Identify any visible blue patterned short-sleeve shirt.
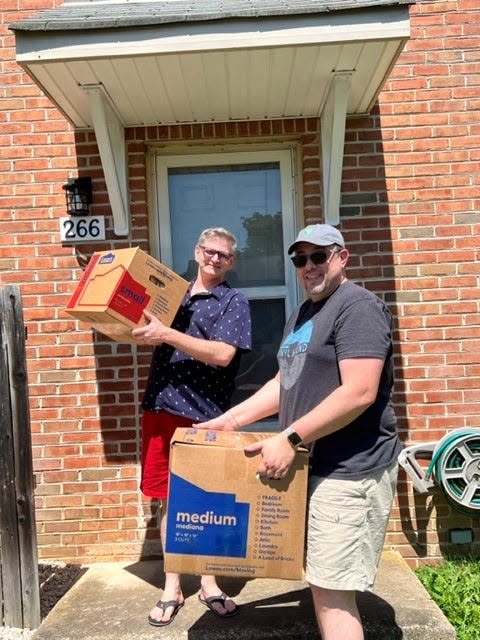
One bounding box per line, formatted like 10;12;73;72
142;280;252;421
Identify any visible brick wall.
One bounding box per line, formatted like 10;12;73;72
1;1;479;566
378;0;480;564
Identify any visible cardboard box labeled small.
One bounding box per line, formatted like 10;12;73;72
164;428;309;580
65;247;189;342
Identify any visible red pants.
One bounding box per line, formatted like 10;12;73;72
140;410;193;499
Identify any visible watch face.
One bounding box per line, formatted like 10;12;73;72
288;430;302;446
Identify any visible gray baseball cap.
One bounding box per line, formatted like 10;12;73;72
288;224;345;254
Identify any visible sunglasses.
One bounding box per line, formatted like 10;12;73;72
199;245;233;263
290;248;340;268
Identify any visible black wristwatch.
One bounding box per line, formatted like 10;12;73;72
284;426;303;449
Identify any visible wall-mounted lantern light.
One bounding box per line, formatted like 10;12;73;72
62;177;93;216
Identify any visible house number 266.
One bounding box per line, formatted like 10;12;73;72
59;216;106;242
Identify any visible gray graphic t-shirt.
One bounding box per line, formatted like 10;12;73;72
278;280;401;478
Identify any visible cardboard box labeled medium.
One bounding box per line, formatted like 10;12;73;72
164;428;309;580
65;247;189;342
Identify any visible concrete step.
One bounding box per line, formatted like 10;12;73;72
32;550;456;640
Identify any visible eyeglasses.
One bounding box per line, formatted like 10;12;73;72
199;245;233;263
290;248;340;268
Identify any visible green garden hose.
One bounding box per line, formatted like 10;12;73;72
426;428;480;515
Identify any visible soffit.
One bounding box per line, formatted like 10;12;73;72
11;1;413;128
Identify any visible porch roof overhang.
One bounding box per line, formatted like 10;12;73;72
11;0;414;235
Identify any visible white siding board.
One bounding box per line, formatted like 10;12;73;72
141;56;177;123
354;39;405;112
266;48;294;118
201;51;230;121
176;53;209;122
226;50;250;120
114;57;158;125
335;42;364;73
131;57;166;125
302;46;339;116
156;54;194;122
67;60;99;86
283;46;324;117
245;48;271;120
29;62;90;127
92;59;139;124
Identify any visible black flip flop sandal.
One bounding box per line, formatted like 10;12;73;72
148;599;184;626
198;592;239;618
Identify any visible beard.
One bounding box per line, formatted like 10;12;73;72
305;278;328;301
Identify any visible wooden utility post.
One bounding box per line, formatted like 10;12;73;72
0;285;40;630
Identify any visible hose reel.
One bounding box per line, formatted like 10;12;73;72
398;428;480;515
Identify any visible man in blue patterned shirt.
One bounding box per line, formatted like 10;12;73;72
132;227;252;626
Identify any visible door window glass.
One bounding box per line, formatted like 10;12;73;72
167;163;284;287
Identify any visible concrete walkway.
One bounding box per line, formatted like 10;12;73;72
32;550;455;640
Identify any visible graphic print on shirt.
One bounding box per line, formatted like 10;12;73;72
278;320;313;390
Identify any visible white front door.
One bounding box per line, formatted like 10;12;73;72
153;148;299;415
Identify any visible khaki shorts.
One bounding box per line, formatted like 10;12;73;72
305;461;398;592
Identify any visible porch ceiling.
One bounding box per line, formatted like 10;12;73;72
11;1;413;129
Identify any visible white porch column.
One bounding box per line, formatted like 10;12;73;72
320;72;352;226
83;85;129;236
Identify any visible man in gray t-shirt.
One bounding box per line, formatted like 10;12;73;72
200;224;401;640
279;278;400;479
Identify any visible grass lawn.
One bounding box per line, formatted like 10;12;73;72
415;556;480;640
